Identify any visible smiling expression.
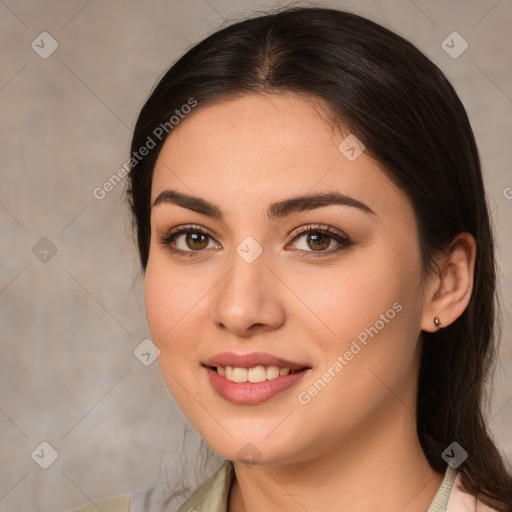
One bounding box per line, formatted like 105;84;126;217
144;93;428;465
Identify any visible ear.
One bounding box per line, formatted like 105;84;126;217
420;233;476;332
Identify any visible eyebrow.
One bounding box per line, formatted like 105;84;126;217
152;189;376;220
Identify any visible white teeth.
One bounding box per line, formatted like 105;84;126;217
215;365;298;383
248;366;267;383
233;367;248;382
266;365;280;380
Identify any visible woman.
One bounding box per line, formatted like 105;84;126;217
73;6;512;512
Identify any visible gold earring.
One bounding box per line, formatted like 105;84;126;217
434;317;443;328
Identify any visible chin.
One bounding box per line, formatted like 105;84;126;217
205;432;304;467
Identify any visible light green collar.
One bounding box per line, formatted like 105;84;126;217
72;495;130;512
176;460;456;512
428;464;458;512
176;460;235;512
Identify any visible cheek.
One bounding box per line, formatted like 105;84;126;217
143;257;204;357
143;265;171;344
295;241;423;399
143;262;206;409
299;248;419;351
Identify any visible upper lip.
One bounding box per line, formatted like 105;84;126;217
202;352;310;370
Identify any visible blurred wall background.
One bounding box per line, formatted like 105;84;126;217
0;0;511;510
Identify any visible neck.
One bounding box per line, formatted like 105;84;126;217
228;397;444;512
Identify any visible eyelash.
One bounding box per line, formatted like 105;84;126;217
157;223;353;259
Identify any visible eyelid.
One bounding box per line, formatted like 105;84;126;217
288;223;349;241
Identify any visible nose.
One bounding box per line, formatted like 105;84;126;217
210;249;286;338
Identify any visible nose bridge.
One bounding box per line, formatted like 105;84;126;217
220;239;270;308
210;238;285;334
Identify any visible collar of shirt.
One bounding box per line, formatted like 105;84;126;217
176;459;234;512
175;460;481;512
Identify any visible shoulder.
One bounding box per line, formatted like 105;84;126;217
446;473;500;512
71;495;131;512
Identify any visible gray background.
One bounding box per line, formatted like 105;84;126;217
0;0;511;510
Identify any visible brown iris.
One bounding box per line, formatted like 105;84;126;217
186;232;209;250
307;233;330;251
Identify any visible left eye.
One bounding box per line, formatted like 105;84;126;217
291;230;342;252
287;227;352;255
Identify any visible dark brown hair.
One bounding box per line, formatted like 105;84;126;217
126;6;512;510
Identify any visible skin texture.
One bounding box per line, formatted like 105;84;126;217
144;93;476;512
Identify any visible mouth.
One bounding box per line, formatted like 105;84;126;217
201;352;311;404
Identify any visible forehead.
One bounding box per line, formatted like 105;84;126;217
154;93;337;169
150;93;411;222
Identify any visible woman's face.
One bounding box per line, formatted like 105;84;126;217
144;93;429;466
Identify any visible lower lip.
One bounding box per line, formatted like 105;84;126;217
205;367;309;404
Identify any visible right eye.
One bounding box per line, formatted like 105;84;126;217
157;224;220;256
